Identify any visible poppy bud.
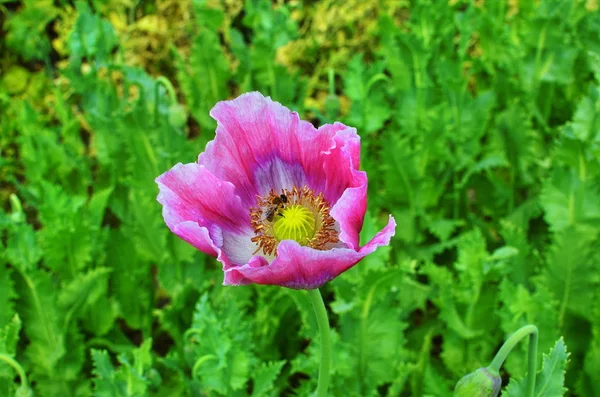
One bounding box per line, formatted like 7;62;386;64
454;367;502;397
15;385;33;397
167;103;187;129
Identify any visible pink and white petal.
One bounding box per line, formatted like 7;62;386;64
172;220;263;271
201;92;315;206
156;162;250;234
222;242;362;289
223;216;395;289
201;93;363;208
222;255;269;286
172;221;220;258
358;215;397;256
157;93;397;289
297;123;354;195
330;172;368;250
220;230;262;270
313;124;363;204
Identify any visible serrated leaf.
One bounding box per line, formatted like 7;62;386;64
106;229;151;331
0;314;22;383
251;360;286;397
91;349;121;397
545;226;599;323
91;349;115;380
15;268;65;377
58;267;112;328
91;339;155;397
36;182;93;277
0;314;21;356
186;293;254;395
540;168;600;232
5;223;42;272
503;338;569;397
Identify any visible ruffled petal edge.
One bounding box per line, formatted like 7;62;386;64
222;215;396;289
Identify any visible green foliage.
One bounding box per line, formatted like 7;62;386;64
1;0;599;395
91;340;156;397
503;338;570;397
4;0;57;61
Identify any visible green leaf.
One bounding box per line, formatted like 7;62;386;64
67;1;117;64
4;0;56;61
36;182;94;278
503;338;570;397
545;226;599;324
58;267;112;330
540;168;600;232
343;55;392;134
5;222;42;272
0;266;16;327
106;230;152;332
185;294;254;395
251;360;286;397
561;86;600;143
15;268;65;376
580;317;600;396
0;315;24;396
0;314;21;357
174;3;230;133
91;339;155;397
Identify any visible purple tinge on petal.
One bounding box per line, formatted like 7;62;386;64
223;215;397;289
156;163;257;268
200;93;363;209
200;92;368;252
156;162;248;233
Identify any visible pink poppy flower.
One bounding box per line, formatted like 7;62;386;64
156;92;396;289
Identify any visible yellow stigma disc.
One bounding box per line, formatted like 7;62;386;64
272;205;316;244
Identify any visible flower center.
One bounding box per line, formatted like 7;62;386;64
273;205;316;244
250;186;339;256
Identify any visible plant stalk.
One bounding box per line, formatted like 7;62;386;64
154;76;178;125
308;288;331;397
0;354;29;391
488;324;538;397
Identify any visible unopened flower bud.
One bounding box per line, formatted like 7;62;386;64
15;385;33;397
454;367;502;397
168;103;187;129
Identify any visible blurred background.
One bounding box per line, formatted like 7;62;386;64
1;0;599;396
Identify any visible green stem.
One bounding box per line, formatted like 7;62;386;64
154;76;178;125
328;68;335;96
308;288;331;397
488;325;538;397
0;354;29;390
192;354;217;378
410;328;434;397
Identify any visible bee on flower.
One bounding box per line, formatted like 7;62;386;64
156;92;396;289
